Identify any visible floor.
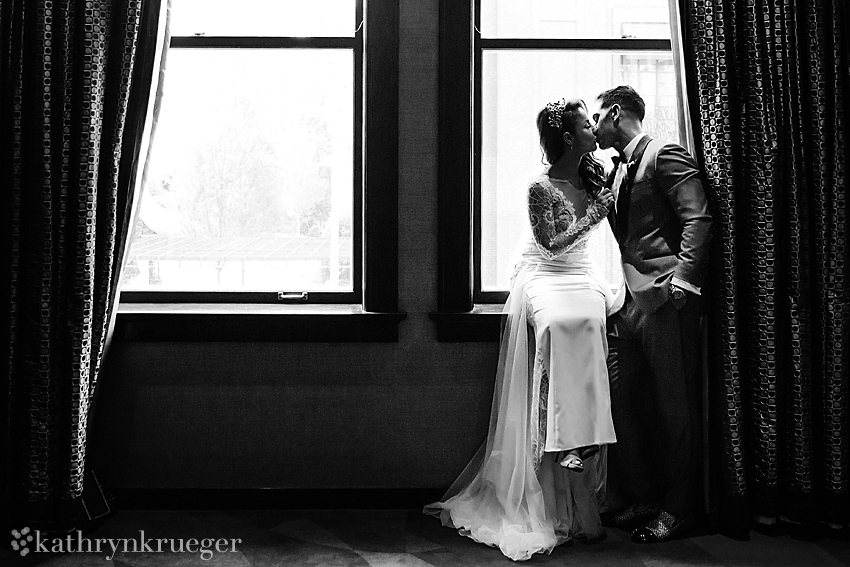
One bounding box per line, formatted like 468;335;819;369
4;508;849;566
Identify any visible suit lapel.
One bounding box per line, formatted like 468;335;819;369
616;135;652;238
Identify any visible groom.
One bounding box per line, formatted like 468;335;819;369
591;86;713;543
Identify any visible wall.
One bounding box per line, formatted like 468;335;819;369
93;0;500;492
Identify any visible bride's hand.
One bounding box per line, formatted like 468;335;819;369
595;187;615;211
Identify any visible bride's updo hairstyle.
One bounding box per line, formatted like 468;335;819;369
537;98;605;195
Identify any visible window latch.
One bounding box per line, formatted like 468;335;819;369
277;291;308;302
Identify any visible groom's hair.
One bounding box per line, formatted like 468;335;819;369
597;86;646;121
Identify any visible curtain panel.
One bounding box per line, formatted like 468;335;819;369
678;0;849;535
1;0;168;531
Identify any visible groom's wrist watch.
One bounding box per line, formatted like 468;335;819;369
669;284;687;301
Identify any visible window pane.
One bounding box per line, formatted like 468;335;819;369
480;50;679;291
124;49;354;292
480;0;671;39
170;0;357;37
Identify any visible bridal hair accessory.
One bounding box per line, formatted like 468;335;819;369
546;98;567;129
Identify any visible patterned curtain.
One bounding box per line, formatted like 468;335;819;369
1;0;169;531
678;0;849;535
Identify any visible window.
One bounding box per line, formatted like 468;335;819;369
122;0;368;305
434;0;686;338
476;0;682;301
117;0;402;341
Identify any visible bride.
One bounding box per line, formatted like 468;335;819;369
424;98;624;561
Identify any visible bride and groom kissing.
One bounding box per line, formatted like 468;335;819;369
425;85;713;561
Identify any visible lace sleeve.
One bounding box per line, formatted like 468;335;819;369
528;182;608;259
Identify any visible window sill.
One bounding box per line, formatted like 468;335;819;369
114;303;407;342
429;304;505;342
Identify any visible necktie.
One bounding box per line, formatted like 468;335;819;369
610;155;626;201
615;156;632;237
606;155;622;200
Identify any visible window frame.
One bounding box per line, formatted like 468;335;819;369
120;0;397;311
433;0;675;339
116;0;402;341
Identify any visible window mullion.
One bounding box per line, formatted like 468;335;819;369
436;0;475;312
477;38;671;51
361;0;399;313
169;36;357;49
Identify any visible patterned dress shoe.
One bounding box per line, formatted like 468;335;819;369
631;510;693;543
600;502;660;530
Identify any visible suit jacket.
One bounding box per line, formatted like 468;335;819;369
610;137;713;315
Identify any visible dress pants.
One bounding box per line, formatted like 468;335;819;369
606;292;704;518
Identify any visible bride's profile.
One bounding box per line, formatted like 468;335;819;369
424;98;624;561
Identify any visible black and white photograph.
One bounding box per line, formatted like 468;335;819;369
1;0;848;565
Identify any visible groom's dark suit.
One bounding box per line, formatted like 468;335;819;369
607;134;713;519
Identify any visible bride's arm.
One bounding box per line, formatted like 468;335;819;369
528;183;613;259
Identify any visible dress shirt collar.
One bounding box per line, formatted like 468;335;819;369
622;132;647;162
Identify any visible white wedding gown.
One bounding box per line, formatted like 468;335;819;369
425;172;624;561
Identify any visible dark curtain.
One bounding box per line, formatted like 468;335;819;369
1;0;168;531
679;0;849;535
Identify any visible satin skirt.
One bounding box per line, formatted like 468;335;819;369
525;263;617;453
425;247;622;561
